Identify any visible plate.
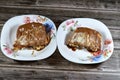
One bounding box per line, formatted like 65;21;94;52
1;15;57;61
57;18;114;64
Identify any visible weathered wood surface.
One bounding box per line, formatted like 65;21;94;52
0;0;120;80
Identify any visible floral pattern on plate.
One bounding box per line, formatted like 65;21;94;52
57;18;114;64
3;43;13;55
1;15;57;61
24;15;55;37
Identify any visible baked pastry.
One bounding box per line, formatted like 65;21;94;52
65;27;102;52
13;22;50;51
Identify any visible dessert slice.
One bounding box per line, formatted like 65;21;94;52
13;22;50;51
66;27;102;52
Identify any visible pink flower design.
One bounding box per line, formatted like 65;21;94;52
24;17;31;24
66;20;74;26
93;50;103;57
104;39;112;45
3;44;13;54
103;49;111;57
102;39;112;57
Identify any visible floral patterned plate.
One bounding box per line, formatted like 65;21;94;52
57;18;114;64
1;15;57;61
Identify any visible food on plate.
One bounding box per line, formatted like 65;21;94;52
65;27;102;52
13;22;50;51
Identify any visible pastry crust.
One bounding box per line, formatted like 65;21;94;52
66;27;102;52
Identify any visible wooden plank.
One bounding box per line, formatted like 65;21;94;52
110;29;120;40
0;6;120;26
36;0;118;10
114;39;120;49
0;67;120;80
0;49;119;71
0;0;119;10
0;0;37;6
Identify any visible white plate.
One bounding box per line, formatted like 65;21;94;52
1;15;57;61
57;18;114;64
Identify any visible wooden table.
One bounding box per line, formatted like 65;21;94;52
0;0;120;80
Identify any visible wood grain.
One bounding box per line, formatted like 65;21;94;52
0;67;120;80
0;0;120;80
0;0;119;10
0;0;120;26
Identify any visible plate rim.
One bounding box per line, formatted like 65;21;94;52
57;18;114;64
0;14;57;61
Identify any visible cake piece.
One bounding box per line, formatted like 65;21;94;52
66;27;102;52
13;22;50;51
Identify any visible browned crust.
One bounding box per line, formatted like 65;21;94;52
13;22;51;51
66;27;102;52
